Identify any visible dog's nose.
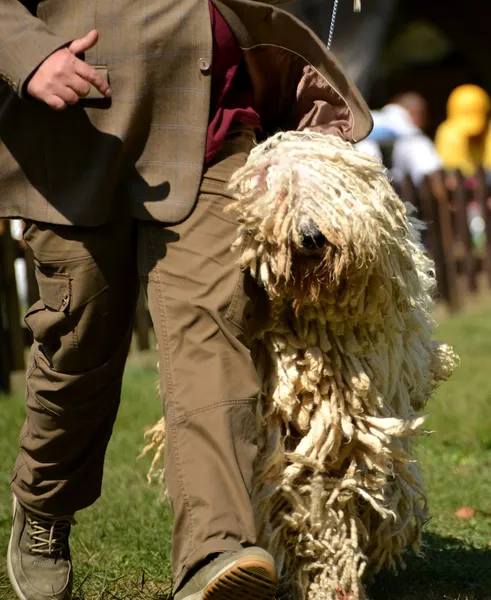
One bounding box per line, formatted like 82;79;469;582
300;223;326;251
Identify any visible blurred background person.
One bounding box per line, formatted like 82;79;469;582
357;93;442;189
435;84;491;177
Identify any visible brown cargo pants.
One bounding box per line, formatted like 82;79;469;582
10;128;260;591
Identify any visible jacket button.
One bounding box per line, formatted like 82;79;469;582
199;57;211;74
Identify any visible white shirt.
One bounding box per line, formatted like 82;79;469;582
391;134;442;186
356;104;442;186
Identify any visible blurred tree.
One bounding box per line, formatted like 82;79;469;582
405;0;491;91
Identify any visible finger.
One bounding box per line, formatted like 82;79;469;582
68;29;99;56
75;60;112;97
46;95;67;111
67;74;91;97
55;86;80;106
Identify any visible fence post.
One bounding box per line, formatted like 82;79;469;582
401;174;418;209
0;313;10;394
415;178;437;256
0;221;25;372
453;170;478;293
419;176;460;312
476;168;491;287
433;171;460;311
0;223;11;394
402;173;431;242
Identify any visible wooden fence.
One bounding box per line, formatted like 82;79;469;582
400;168;491;312
1;169;491;393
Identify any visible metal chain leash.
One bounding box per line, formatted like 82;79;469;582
327;0;362;51
327;0;340;50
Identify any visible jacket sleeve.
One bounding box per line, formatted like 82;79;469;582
0;0;73;97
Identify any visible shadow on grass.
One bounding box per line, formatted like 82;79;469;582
368;532;491;600
2;533;490;600
70;576;172;600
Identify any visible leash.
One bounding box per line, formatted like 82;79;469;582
327;0;361;50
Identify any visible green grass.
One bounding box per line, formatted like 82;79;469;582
368;309;491;600
0;362;172;600
1;308;491;599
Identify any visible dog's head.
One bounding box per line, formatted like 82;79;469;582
228;131;432;318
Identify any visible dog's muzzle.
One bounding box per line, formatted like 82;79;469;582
300;222;327;251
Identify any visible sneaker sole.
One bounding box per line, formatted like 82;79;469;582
7;496;29;600
203;555;277;600
6;555;29;600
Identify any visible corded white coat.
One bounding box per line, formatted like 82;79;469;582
142;131;457;600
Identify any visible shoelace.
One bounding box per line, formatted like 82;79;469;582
27;514;75;557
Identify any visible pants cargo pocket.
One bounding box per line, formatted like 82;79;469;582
225;234;257;334
24;261;112;373
24;271;71;361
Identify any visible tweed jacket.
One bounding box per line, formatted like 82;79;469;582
0;0;372;226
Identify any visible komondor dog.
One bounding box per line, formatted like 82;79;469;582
141;131;458;600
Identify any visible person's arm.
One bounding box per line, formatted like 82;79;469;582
393;136;447;201
0;0;73;96
392;136;442;185
0;2;111;109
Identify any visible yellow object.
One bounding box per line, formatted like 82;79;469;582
436;84;491;175
447;84;490;136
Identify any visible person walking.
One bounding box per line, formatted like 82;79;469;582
356;92;442;187
0;1;372;599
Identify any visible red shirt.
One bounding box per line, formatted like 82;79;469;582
205;1;261;163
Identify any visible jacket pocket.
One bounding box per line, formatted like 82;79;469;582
83;65;110;101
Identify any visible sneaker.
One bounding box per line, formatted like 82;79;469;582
7;495;74;600
174;546;277;600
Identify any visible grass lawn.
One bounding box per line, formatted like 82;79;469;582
1;308;491;600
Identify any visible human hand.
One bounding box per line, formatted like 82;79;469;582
26;30;111;110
